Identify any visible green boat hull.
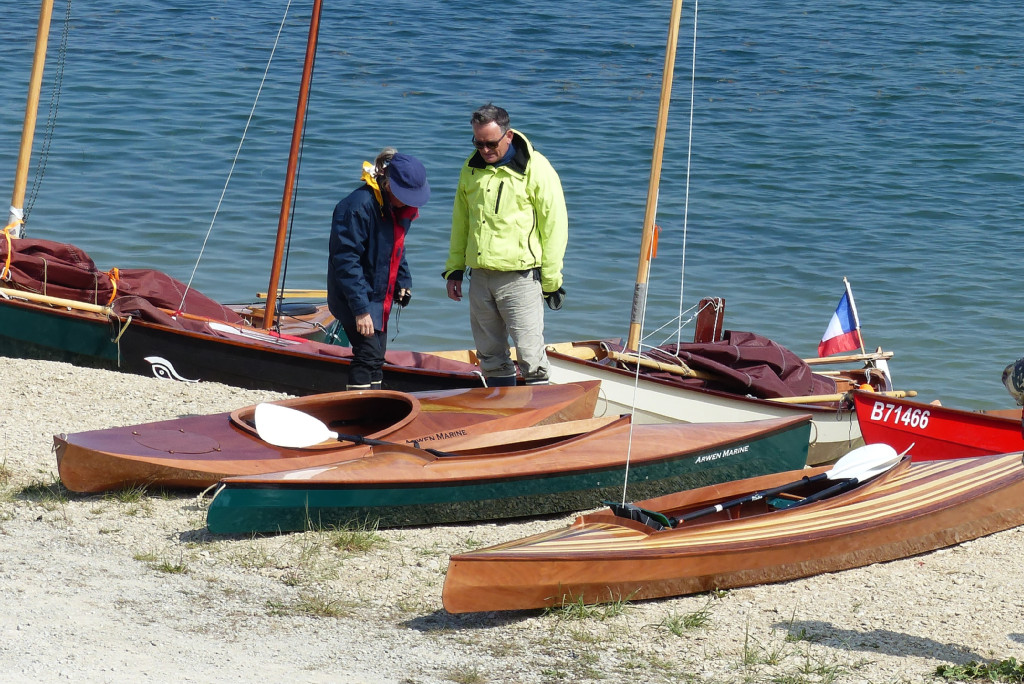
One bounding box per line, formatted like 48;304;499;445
206;421;811;534
0;301;120;364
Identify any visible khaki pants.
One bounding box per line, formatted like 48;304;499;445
468;268;549;384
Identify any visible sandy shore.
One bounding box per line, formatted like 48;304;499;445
1;356;1022;683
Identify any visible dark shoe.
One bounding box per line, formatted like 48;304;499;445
485;375;518;388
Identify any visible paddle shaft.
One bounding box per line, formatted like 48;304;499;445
767;389;917;404
605;349;715;380
336;432;458;458
672;471;829;525
802;350;894;365
0;286;112;315
786;477;859;508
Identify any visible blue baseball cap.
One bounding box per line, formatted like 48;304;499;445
387;153;430;207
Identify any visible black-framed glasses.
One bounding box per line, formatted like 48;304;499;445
471;132;507;150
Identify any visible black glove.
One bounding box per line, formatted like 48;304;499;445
395;287;412;307
543;286;565;311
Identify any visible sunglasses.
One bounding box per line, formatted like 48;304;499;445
471;132;507;150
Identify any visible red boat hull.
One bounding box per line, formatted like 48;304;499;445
852;390;1023;460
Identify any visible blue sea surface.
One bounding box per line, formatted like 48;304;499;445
2;1;1021;408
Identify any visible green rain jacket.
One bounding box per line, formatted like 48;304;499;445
444;130;568;293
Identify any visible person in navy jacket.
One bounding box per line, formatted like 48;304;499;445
328;149;430;390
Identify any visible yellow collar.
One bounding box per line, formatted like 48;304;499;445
361;161;384;208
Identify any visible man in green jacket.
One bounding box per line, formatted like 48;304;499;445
444;104;568;386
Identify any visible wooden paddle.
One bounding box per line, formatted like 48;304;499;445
253;402;457;456
257;288;328;299
609;443;906;530
0;286;113;316
767;389;917;404
603;349;717;380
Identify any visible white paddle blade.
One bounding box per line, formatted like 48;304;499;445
827;443;901;482
254;402;336;448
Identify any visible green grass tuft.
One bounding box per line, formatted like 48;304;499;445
661;601;714;635
104;483;149;504
328;518;386;553
542;590;634;621
936;658;1024;682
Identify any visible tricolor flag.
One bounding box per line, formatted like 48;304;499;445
817;279;863;357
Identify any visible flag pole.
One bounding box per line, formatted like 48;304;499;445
843;276;866;354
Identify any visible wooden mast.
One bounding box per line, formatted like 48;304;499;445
262;0;323;330
626;0;685;352
8;0;56;239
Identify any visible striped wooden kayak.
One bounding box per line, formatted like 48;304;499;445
442;451;1024;613
853;389;1023;460
53;381;600;493
204;414;812;534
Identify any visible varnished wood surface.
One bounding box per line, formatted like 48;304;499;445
443;452;1024;613
53;381;599;492
217;413;810;486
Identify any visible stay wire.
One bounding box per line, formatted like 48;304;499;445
675;0;699;348
619;0;701;506
178;0;295;313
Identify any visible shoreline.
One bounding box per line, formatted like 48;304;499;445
2;356;1021;683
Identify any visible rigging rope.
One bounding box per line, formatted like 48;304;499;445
26;0;72;222
619;0;701;506
177;0;295;313
675;0;700;349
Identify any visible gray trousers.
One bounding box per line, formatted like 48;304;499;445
468;268;549;384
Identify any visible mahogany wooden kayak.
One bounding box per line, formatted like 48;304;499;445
443;451;1024;613
53;381;599;493
853;389;1023;459
204;414;811;534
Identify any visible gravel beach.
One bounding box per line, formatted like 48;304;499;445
1;357;1022;684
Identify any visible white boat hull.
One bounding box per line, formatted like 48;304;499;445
547;353;862;465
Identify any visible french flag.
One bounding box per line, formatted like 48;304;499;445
817;280;862;357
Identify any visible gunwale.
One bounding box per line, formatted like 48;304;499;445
52;381;600;493
204;414;813;534
442;452;1024;612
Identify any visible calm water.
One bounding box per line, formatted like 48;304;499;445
2;1;1021;408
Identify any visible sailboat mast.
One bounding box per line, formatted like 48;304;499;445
8;0;55;239
626;0;685;352
262;0;323;330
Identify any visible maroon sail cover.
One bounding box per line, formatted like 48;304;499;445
606;330;837;399
1;236;482;373
1;237;243;326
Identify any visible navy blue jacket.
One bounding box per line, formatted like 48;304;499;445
327;185;412;331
